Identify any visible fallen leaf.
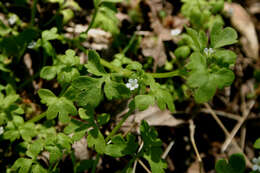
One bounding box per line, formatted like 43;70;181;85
72;137;89;160
224;3;259;59
121;106;185;132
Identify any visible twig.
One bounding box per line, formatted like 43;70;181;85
123;122;138;137
138;160;152;173
222;100;255;151
189;120;202;163
133;141;144;173
240;126;246;150
204;103;253;167
162;141;175;159
201;108;241;121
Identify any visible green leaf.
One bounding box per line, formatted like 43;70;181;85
72;76;104;107
57;67;80;85
42;27;59;41
140;121;166;173
38;89;77;123
19;122;37;141
31;164;47;173
97;113;110;125
185;27;207;51
38;89;57;104
11;158;33;173
56;133;72;151
57;49;80;66
140;120;162;147
45;146;63;165
64;119;89;142
93;5;119;34
26;139;45;159
85;50;107;76
186;52;235;103
76;160;94;173
87;128;106;154
174;46;191;59
215;153;246;173
40;66;57;80
214;50;237;66
135;95;155;111
104;79;130;100
143;147;167;173
212;68;235;89
105;134;138;157
254;138;260;149
210;22;238;48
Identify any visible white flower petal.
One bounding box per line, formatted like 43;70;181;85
253;165;258;171
126;83;131;88
0;126;4;135
129;79;133;83
171;29;181;36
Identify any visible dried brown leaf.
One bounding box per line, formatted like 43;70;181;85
224;3;259;59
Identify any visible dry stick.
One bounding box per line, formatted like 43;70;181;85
138;160;152;173
204;103;253;167
201;108;241;121
189;120;203;173
162;140;175;159
240;126;246;150
123;122;138;138
222;100;255;151
133;141;144;173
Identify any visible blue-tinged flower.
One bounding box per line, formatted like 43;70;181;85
204;47;214;56
171;28;181;36
253;157;260;172
0;126;4;135
126;79;138;91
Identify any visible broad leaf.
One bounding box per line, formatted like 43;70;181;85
210;22;237;48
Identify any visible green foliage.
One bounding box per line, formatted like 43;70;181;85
0;84;24;125
254;138;260;149
38;89;77;123
93;3;120;34
0;0;241;172
140;120;167;173
181;0;224;30
215;153;246;173
185;22;237;102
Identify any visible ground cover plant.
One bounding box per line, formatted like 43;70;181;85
0;0;259;172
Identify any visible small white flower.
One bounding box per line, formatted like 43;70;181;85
252;157;260;172
171;28;181;36
27;41;36;49
8;15;17;25
126;79;138;91
0;126;4;135
204;47;214;56
228;7;234;16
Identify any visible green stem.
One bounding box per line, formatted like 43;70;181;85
149;70;181;78
28;112;46;123
100;58;182;79
122;34;136;54
83;7;98;35
91;153;100;173
105;109;133;142
30;0;38;26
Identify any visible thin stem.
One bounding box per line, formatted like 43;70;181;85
105;109;133;142
30;0;38;26
122;34;137;55
149;70;181;78
83;7;98;35
28;112;46;123
91;154;100;173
